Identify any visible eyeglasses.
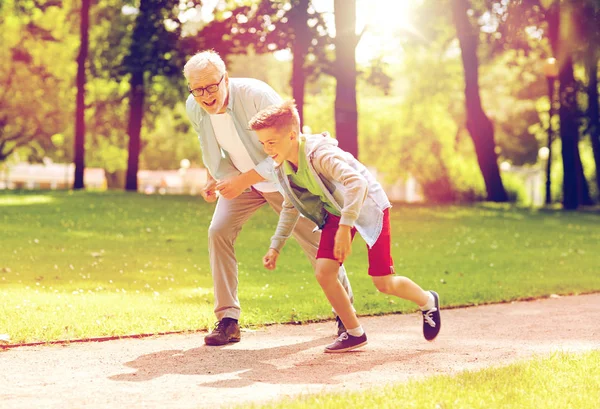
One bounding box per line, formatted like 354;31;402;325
188;74;225;97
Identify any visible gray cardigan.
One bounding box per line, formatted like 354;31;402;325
270;133;391;252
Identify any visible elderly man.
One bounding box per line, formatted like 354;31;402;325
184;50;354;346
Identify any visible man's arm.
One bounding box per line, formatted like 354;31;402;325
215;169;265;199
185;99;210;171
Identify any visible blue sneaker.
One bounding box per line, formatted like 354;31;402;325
422;291;441;341
325;332;367;353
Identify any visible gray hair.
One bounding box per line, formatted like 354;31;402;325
183;50;226;80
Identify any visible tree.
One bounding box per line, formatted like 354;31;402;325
545;1;593;208
224;0;332;128
123;0;187;191
73;0;90;189
451;0;507;202
121;0;280;190
586;46;600;200
289;0;310;127
486;0;596;207
581;1;600;200
333;0;359;158
0;0;71;163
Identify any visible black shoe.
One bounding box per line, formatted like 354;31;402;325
422;291;441;341
335;316;346;336
325;331;367;353
204;318;241;346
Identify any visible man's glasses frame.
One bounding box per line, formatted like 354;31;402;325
188;74;225;97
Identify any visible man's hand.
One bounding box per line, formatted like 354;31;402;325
334;225;353;264
263;248;279;270
200;177;218;203
216;175;248;200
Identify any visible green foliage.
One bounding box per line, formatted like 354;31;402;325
83;77;129;175
121;0;189;80
1;0;596;202
139;103;203;170
222;0;335;78
228;49;293;96
480;50;548;166
0;0;75;162
303;67;487;203
83;0;201;174
500;172;529;204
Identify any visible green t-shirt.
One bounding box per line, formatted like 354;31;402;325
283;138;341;216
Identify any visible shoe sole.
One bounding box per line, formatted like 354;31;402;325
204;337;241;346
324;340;368;353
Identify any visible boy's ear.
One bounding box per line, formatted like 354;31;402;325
290;130;298;141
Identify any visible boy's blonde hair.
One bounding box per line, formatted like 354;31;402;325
248;100;300;133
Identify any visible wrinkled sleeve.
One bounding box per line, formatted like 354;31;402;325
186;97;213;177
312;147;368;227
254;156;277;183
270;195;300;252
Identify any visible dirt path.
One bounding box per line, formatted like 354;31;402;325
1;293;599;409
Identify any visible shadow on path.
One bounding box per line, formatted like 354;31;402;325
110;336;436;388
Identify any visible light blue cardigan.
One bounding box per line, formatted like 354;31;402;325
185;78;282;181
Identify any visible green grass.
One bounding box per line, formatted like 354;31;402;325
238;351;600;409
1;190;600;343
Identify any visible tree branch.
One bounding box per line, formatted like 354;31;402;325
354;24;367;49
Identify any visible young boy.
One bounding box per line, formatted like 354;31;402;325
248;100;441;353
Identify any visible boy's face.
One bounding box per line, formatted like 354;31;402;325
256;127;297;165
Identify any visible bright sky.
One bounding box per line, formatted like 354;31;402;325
169;0;421;64
312;0;420;64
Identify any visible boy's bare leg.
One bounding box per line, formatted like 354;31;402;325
371;275;429;306
315;259;360;330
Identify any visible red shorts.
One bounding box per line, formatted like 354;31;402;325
316;208;394;276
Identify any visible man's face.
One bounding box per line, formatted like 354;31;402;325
256;127;296;165
187;66;228;115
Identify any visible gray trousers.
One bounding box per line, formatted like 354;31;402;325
208;188;354;320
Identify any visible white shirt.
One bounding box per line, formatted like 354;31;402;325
209;113;278;193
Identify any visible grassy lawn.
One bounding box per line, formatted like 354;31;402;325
238;351;600;409
1;190;600;344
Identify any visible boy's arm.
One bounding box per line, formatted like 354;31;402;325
313;148;368;228
270;196;301;252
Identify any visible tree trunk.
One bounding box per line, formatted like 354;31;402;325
333;0;358;158
547;2;593;209
73;0;90;190
558;56;583;209
451;0;507;202
291;0;310;129
125;69;144;192
586;52;600;200
575;145;593;205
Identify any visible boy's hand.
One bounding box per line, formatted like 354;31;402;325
201;177;218;203
263;248;279;270
216;175;247;200
334;225;352;263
